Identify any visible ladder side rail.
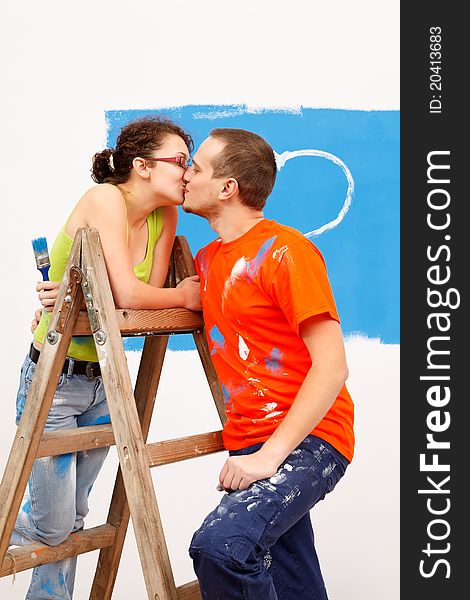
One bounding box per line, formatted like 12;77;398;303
81;227;177;600
0;234;83;563
172;236;227;426
90;335;169;600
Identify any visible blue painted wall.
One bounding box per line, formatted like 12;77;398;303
106;105;399;350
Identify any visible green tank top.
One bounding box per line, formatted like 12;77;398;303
33;207;163;361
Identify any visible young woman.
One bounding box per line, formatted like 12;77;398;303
11;116;200;600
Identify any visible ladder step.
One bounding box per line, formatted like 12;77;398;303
176;580;202;600
0;524;115;577
38;425;114;457
73;308;204;336
37;427;225;466
147;430;225;467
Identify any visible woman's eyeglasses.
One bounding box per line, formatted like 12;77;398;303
146;156;189;170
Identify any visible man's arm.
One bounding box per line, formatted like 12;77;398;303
218;313;349;491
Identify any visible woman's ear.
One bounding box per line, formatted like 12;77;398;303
132;157;151;180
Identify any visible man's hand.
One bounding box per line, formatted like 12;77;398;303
218;450;280;492
176;275;201;311
36;280;60;312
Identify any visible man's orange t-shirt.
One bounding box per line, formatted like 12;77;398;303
195;219;355;462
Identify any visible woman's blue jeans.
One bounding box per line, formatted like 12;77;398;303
10;353;111;600
189;435;349;600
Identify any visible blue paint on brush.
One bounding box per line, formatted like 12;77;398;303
31;236;50;281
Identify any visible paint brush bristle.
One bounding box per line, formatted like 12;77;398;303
32;236;50;281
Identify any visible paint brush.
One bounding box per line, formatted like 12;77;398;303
31;236;50;281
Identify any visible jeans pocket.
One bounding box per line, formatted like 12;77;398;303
230;500;279;565
25;356;68;390
24;356;36;383
16;356;68;424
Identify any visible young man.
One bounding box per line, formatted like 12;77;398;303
182;128;354;599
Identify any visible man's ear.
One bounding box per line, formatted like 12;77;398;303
132;157;151;180
218;177;239;200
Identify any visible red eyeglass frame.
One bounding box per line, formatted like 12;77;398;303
145;156;188;169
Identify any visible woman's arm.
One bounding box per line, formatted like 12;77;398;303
76;185;200;310
147;205;178;288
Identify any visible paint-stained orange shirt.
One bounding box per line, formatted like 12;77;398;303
195;219;354;462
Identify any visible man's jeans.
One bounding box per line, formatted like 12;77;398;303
189;435;349;600
10;353;111;600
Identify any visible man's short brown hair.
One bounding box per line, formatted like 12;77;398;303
209;128;277;210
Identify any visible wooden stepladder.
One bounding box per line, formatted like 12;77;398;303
0;228;227;599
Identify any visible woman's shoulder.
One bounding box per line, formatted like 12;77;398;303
67;185;126;233
78;183;126;214
81;183;124;203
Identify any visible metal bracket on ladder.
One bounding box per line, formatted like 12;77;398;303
0;228;226;600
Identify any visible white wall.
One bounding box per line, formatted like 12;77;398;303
0;1;399;598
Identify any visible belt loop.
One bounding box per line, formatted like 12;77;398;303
67;357;75;377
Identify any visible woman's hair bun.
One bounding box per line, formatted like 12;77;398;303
91;148;114;183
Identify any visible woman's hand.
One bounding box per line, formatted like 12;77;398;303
36;281;60;312
31;308;42;334
176;275;201;311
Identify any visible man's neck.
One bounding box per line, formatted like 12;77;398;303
210;209;265;244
